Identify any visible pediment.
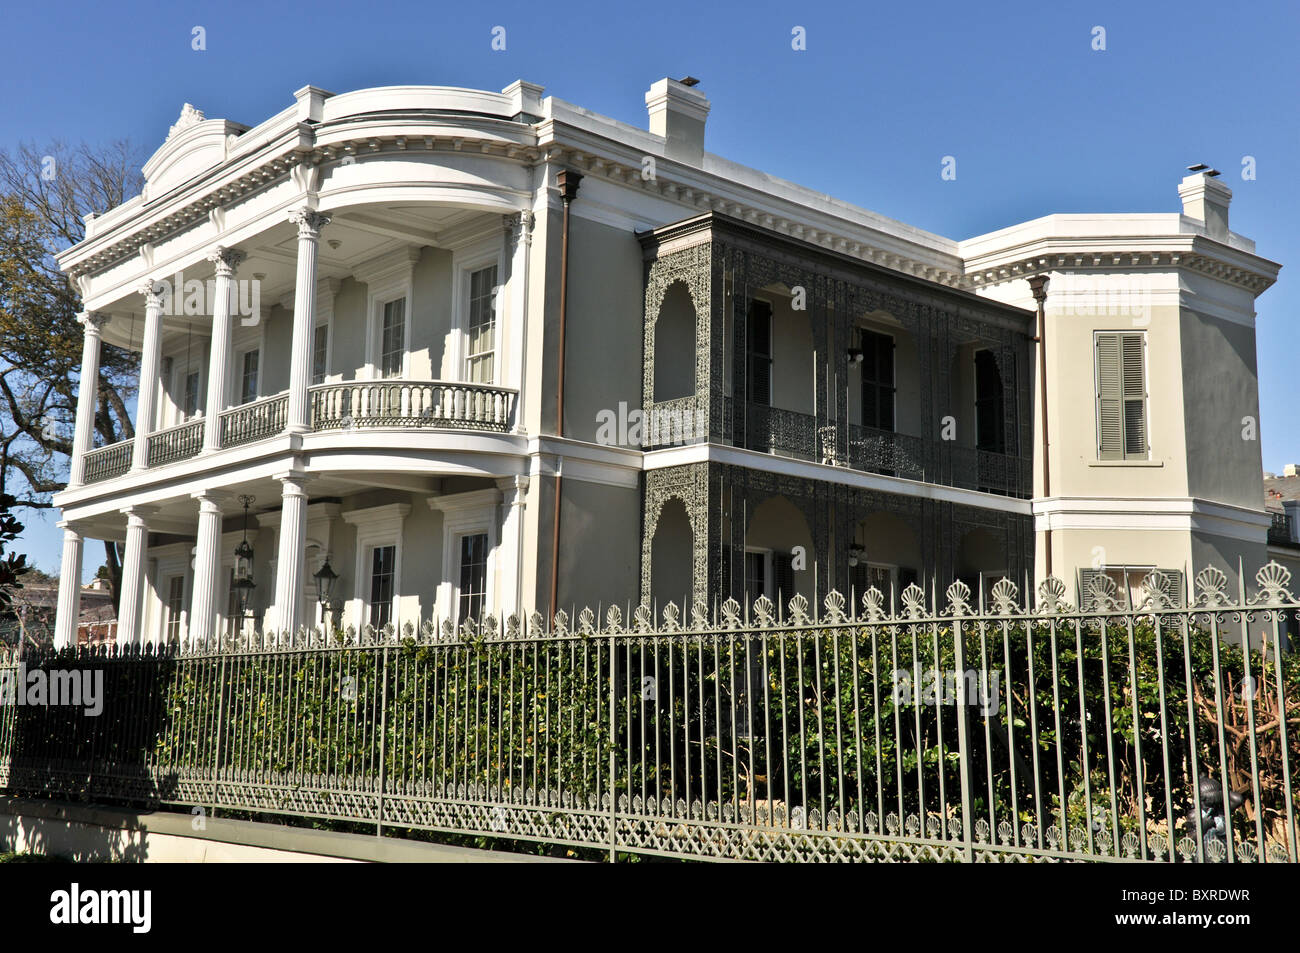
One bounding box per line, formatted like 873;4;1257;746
141;104;248;201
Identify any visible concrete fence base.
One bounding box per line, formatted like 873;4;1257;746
0;798;573;863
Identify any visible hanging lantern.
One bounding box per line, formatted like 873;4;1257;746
232;495;256;616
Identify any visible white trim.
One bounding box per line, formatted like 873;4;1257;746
342;503;410;631
450;238;504;383
428;489;501;619
1033;496;1270;542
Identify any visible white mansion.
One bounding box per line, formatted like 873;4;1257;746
50;78;1280;647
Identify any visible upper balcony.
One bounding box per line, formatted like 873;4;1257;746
81;380;517;484
638;213;1036;500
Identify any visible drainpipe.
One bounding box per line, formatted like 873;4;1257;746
549;170;582;616
1027;274;1051;578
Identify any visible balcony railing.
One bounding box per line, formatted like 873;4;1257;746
82;441;133;484
720;400;1030;498
220;393;289;449
146;419;205;467
311;380;515;432
847;423;926;480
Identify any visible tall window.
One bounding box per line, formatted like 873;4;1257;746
1095;332;1147;460
312;324;329;385
974;349;1005;453
457;533;489;622
368;545;396;629
860;329;895;431
747;301;772;405
183;371;201;419
380;299;405;379
744;551;768;599
165;576;185;645
465;265;498;383
239;349;259;404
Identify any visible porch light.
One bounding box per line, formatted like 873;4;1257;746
846;348;865;365
232;495;256;616
847;544;866;568
313;557;339;608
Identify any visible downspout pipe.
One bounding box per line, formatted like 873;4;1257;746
1027;274;1051;579
549;169;582;616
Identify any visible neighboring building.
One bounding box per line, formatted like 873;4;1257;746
48;78;1281;646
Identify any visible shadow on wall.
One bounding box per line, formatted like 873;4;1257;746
0;810;148;862
1;645;181;850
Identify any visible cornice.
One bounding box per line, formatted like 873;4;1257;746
60;124;544;282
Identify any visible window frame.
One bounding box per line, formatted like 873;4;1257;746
973;348;1006;454
746;299;774;407
343;503;411;634
358;249;417;382
236;346;261;405
1093;330;1149;461
429;489;501;621
451;240;505;385
859;327;896;432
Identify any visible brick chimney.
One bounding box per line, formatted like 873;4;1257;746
1178;171;1232;241
645;77;710;164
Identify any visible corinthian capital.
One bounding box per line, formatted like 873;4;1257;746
503;211;535;252
138;281;165;309
289;207;331;240
76;311;111;333
207;245;246;277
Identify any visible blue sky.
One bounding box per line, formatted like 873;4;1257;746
3;0;1297;575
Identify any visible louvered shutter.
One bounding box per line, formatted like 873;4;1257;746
1122;334;1147;457
773;552;795;606
1078;568;1102;606
1096;334;1123;459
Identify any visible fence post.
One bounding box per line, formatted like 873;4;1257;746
608;633;617;863
211;651;227;817
950;616;975;862
377;644;389;838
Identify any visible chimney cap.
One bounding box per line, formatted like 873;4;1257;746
678;76;701;87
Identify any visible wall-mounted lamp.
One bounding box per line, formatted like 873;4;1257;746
847;544;866;568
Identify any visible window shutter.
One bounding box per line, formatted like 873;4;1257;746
1096;334;1123;460
1121;334;1146;457
1078;568;1098;606
773;552;795;606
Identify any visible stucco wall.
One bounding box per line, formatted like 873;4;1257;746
562;216;644;443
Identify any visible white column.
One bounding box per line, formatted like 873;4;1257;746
189;492;225;648
504;212;533;433
203;247;245;451
54;524;84;648
496;476;529;618
69;312;109;487
117;507;152;645
273;475;309;635
286;209;330;433
131;283;165;472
